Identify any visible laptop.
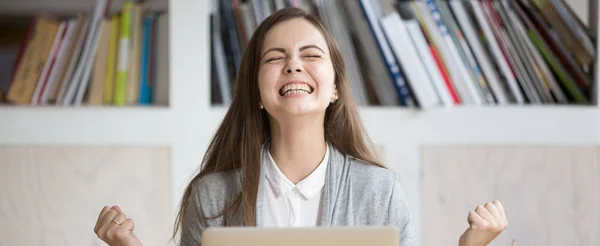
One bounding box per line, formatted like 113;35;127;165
202;226;400;246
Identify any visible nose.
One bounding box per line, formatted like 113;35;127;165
286;67;302;74
284;58;303;74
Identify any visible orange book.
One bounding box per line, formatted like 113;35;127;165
7;16;60;104
126;3;144;104
87;19;111;105
1;17;35;98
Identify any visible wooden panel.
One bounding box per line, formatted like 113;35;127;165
421;146;598;246
0;146;171;246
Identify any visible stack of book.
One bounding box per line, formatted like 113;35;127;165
0;0;169;107
210;0;596;108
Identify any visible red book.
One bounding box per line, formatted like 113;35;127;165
430;45;460;104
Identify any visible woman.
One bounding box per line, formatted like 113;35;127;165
94;7;507;246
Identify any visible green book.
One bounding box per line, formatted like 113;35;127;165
528;31;586;104
114;1;133;106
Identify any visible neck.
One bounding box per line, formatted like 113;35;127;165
269;115;327;184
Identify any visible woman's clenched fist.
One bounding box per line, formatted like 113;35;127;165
459;200;508;246
94;205;142;246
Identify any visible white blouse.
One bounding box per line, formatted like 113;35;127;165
261;144;330;227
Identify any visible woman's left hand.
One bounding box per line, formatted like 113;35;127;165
458;200;508;246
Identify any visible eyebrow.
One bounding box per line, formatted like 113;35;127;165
261;47;286;59
299;44;325;53
261;44;325;59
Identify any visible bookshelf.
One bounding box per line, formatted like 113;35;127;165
0;0;599;245
0;0;597;143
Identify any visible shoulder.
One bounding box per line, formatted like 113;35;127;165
346;156;399;191
192;169;241;194
190;169;242;216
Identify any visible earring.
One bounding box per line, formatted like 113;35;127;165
260;103;264;109
330;99;336;104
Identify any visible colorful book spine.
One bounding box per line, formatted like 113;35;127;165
114;1;133;106
358;0;415;106
138;14;155;105
426;0;482;105
104;15;120;104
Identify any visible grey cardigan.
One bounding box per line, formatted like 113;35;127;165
180;143;416;246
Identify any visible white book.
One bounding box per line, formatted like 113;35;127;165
424;0;482;105
359;0;412;106
469;0;525;104
31;22;67;105
40;19;78;105
62;0;108;106
73;0;110;105
404;20;453;107
449;0;509;104
437;0;495;104
414;1;471;104
56;17;89;105
381;13;440;109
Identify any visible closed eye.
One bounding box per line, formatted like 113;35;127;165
304;55;321;59
265;57;284;63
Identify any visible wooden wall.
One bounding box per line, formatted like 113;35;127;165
1;145;598;246
421;146;599;246
0;146;172;246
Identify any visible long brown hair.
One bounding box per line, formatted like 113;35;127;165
172;7;382;239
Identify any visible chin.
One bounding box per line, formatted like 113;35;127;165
283;104;319;115
276;102;327;117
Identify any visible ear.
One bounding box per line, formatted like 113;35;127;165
332;85;339;100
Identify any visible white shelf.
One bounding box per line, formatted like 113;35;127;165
0;0;168;15
0;106;172;145
205;105;600;144
359;105;600;144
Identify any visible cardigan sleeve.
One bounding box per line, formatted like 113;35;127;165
179;184;209;246
387;180;417;246
177;170;241;245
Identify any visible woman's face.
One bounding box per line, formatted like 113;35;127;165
258;18;337;119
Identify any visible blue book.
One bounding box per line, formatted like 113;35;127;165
138;13;155;105
358;0;415;106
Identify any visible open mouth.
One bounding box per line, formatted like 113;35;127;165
279;83;314;96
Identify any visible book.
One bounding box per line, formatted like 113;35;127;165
1;0;169;107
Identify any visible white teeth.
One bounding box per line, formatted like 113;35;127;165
280;83;313;96
283;89;309;96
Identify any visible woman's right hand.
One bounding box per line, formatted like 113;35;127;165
94;205;142;246
458;200;508;246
